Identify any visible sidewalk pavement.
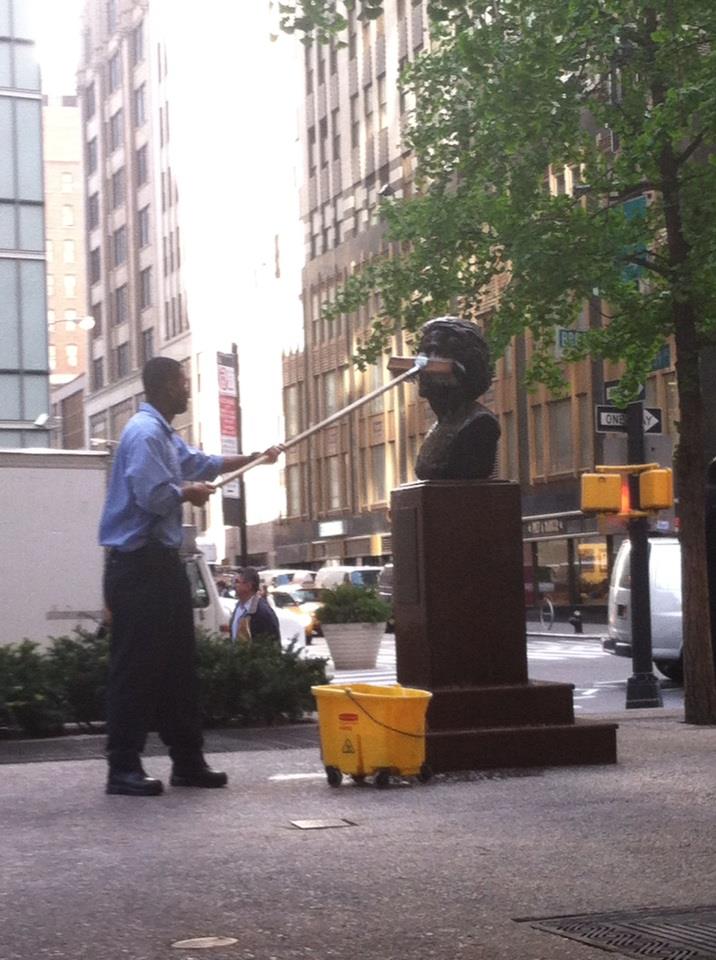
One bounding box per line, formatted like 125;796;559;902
3;706;715;960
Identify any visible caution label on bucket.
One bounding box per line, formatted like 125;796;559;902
342;738;355;754
339;713;358;723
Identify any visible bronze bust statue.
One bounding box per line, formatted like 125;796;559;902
415;317;500;481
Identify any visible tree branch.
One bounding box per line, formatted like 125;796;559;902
675;130;706;166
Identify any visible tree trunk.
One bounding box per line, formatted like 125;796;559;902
673;308;716;723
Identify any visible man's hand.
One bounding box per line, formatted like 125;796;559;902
257;444;285;465
182;482;216;506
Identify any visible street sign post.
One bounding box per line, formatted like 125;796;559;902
595;404;663;435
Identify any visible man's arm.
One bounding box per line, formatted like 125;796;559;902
221;445;284;473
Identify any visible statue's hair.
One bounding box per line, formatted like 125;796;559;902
418;316;493;399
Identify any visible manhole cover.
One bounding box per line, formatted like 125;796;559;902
172;936;238;950
518;905;716;959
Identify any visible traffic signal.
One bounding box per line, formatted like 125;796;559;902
580;472;622;513
639;468;674;511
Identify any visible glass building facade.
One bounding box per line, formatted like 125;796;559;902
0;0;48;446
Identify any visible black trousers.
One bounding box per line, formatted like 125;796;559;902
104;543;203;771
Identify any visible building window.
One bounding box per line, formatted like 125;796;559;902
84;82;95;120
363;83;373;122
332;108;340;161
348;9;357;58
108;51;122;92
112;226;127;266
91;302;103;337
109;109;123;152
115;341;130;378
531;404;544;476
142;327;154;361
329;41;337;75
502;410;518;480
350;94;359;148
48;344;56;370
46;238;53;261
138;204;150;247
308;126;316;178
139;266;152;309
63;308;77;328
61;172;73;193
111;167;125;209
327;456;341;510
47;308;55;325
64;275;77;298
114;284;128;325
548;398;573;473
92;356;104;391
136;144;148;185
286;464;302;516
131;20;144;65
61;205;74;227
378;74;387;130
319;118;328;169
87;137;97;173
89;247;101;285
371;446;386;502
66;343;79;368
133;84;146;127
107;0;117;33
87;192;99;229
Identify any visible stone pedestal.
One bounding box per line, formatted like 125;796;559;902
392;480;617;772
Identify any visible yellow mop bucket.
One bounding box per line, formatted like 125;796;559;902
311;683;433;787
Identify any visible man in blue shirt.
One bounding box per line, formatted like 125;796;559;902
229;568;281;644
100;356;282;797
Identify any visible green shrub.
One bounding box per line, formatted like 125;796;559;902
0;628;329;737
315;583;391;624
196;631;330;726
46;629;109;730
1;640;65;738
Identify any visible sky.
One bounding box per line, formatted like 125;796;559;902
31;0;85;95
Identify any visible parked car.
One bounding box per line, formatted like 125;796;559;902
258;568;315;589
270;586;324;641
602;537;682;681
377;563;394;633
314;565;383;591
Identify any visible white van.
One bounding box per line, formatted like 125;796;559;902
314;565;383;591
258;568;315;588
602;537;682;680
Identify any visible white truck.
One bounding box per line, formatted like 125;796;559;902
0;449;304;648
0;449;233;646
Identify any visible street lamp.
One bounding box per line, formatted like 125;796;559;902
47;313;95;332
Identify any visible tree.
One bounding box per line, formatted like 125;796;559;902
281;0;716;723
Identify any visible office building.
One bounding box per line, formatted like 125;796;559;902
279;2;680;613
78;0;302;563
0;0;49;447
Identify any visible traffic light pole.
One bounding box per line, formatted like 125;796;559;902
625;401;663;709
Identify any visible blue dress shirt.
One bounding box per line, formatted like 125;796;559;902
99;402;224;551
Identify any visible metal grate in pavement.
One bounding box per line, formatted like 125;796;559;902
519;905;716;959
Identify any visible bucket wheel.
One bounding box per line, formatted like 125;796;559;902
374;768;391;789
325;765;342;787
417;763;433;784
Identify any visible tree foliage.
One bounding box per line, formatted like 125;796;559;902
282;0;716;721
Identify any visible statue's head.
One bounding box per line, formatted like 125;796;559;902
417;317;493;402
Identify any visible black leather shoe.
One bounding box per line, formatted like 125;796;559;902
106;769;164;796
170;765;228;788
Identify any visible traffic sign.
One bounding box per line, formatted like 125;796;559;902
604;380;645;404
595;405;663;435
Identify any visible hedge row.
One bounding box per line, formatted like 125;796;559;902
0;630;330;738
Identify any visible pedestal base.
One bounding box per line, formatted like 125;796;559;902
391;480;618;773
427;719;618;773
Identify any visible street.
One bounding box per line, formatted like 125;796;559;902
310;629;685;715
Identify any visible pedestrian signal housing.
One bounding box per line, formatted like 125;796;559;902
581;473;622;513
639;468;673;511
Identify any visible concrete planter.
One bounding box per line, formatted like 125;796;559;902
321;622;384;670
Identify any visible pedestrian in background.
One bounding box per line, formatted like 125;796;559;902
99;356;282;797
230;567;281;644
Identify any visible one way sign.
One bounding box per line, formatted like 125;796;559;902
595;405;663;435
